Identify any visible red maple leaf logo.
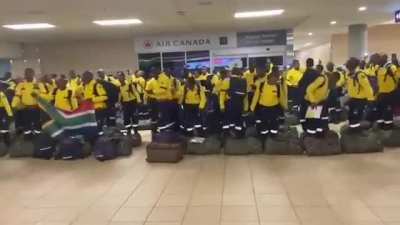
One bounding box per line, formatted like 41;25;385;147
144;40;153;49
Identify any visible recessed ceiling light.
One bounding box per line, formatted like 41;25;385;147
330;20;337;25
305;42;312;46
308;32;313;36
234;9;284;18
2;23;55;30
93;19;143;26
358;6;367;11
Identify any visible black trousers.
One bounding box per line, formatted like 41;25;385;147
300;101;329;136
20;107;41;134
181;104;202;135
288;86;300;109
348;98;367;130
95;108;108;133
222;98;244;134
0;108;11;145
158;100;177;132
255;105;280;136
106;106;117;127
122;101;138;133
376;92;395;127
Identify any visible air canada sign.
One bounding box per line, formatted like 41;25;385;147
143;38;211;49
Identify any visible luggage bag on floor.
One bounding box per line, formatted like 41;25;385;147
341;126;383;153
146;142;184;163
186;135;222;155
224;136;263;155
303;130;342;156
55;136;85;160
94;136;118;161
33;134;56;160
117;133;142;157
9;135;35;158
0;142;8;157
375;127;400;147
265;127;303;155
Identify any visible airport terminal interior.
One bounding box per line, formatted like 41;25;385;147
1;0;400;225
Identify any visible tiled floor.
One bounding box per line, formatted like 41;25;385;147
2;132;400;225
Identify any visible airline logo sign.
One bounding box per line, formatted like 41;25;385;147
135;33;236;52
143;38;212;49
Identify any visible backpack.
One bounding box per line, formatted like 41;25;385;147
228;76;247;102
94;80;119;108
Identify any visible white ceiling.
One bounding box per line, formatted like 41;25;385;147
0;0;399;49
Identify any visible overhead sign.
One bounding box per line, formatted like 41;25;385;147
135;30;289;53
237;29;287;47
396;10;400;23
135;33;237;53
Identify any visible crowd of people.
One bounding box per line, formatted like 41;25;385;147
0;52;399;146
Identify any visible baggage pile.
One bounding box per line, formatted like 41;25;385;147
0;127;142;161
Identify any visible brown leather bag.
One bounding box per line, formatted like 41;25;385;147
146;142;184;163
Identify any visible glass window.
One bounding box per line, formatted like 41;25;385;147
186;51;210;70
249;56;284;69
162;52;185;78
138;53;161;76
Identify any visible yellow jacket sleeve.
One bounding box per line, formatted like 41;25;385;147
306;76;325;104
219;79;229;110
199;87;207;109
250;82;261;112
279;80;288;110
178;86;185;105
39;83;53;101
133;84;142;103
92;83;108;103
0;92;13;117
71;95;79;111
359;74;374;101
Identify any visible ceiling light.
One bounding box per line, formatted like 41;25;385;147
308;32;313;36
93;19;143;26
330;20;337;25
358;6;367;11
234;9;284;18
305;42;312;46
2;23;55;30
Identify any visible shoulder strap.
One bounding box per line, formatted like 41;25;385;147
67;90;73;109
93;82;98;96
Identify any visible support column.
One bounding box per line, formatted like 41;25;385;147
348;24;368;59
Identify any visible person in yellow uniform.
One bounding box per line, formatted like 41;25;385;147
179;76;206;136
67;70;82;91
219;67;247;138
0;82;13;145
325;62;345;123
117;71;141;135
345;57;374;133
132;70;149;122
251;66;286;137
375;54;399;129
285;60;304;111
12;68;41;136
81;71;108;135
145;71;161;132
363;53;380;124
303;67;330;138
156;69;179;132
52;77;78;112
